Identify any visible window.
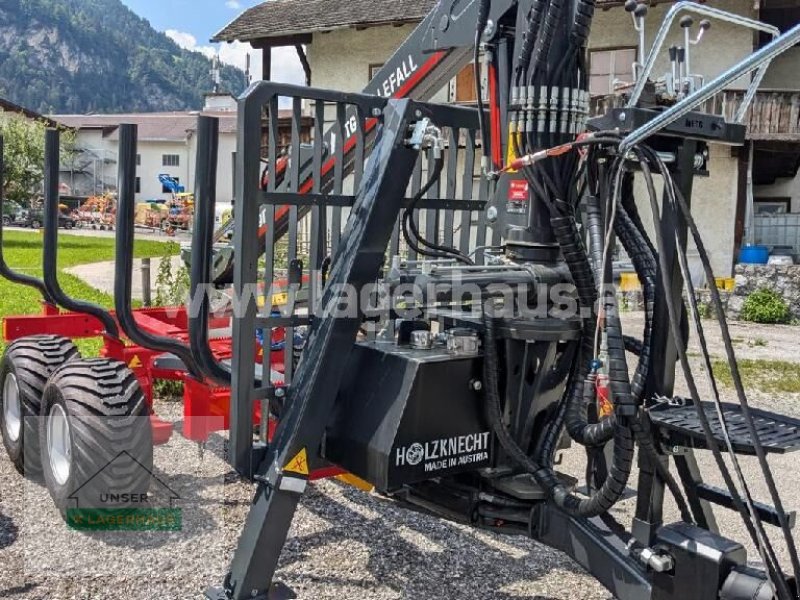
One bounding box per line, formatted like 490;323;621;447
588;48;637;96
754;198;791;215
162;177;179;194
450;63;488;104
135;177;141;194
454;64;478;104
162;154;180;167
368;63;383;82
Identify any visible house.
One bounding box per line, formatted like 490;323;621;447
215;0;800;276
53;94;240;205
53;92;314;208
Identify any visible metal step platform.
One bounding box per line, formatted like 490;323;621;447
649;398;800;455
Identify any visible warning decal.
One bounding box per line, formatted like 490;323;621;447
508;179;529;201
284;448;309;476
128;355;143;369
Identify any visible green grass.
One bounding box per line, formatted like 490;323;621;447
711;358;800;394
1;231;178;356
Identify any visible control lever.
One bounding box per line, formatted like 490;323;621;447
680;16;694;94
679;16;711;95
676;47;686;98
693;19;712;46
669;45;679;95
689;19;712;91
626;1;649;80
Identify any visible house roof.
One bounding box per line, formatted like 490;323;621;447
213;0;437;43
0;97;69;129
213;0;677;43
51;112;239;142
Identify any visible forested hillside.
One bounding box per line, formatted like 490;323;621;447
0;0;245;113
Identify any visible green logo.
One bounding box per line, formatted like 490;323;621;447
66;508;182;531
65;451;182;532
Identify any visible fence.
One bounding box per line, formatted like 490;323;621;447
753;213;800;255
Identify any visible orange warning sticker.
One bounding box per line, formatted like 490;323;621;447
128;355;143;369
284;448;309;476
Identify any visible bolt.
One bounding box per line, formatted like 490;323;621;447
415;109;423;118
371;107;382;117
471;380;483;392
618;111;627;122
275;387;286;398
251;590;259;598
486;206;499;223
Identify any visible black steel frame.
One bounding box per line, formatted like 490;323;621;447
41;129;120;338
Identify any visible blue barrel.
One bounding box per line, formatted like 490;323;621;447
739;245;769;265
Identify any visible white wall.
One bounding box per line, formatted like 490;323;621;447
135;140;189;201
755;172;800;213
631;144;741;277
186;130;237;205
307;24;450;103
761;48;800;91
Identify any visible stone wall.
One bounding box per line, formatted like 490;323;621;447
728;264;800;320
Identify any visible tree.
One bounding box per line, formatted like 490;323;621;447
0;110;75;207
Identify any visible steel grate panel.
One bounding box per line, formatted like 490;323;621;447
649;399;800;455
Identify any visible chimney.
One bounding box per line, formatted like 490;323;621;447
203;92;237;112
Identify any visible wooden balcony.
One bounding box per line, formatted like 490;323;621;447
711;89;800;141
589;89;800;141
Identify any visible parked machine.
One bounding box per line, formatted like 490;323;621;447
1;1;800;599
158;173;194;233
204;2;800;599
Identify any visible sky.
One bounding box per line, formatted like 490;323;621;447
120;0;305;86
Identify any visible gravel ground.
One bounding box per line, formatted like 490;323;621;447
1;314;800;600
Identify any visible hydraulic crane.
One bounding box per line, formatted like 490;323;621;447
204;1;800;599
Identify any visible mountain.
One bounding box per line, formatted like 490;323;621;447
0;0;246;114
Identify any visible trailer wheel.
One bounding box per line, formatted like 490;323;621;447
39;359;153;518
0;336;80;476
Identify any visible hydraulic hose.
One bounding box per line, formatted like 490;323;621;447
571;0;596;48
516;0;549;84
550;212;616;446
634;146;792;598
474;0;492;171
483;307;634;518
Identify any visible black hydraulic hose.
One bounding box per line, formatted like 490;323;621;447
589;157;693;522
662;157;800;595
571;0;596;48
402;157;473;265
635;147;791;598
0;136;56;305
614;195;656;402
474;0;492;171
483;307;634;518
550;211;615;446
42;129;120;339
516;0;548;84
585;195;605;278
189;116;232;386
115;124;202;379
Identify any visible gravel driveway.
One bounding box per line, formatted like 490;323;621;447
1;315;799;600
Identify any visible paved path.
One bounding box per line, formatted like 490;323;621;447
66;256;185;301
